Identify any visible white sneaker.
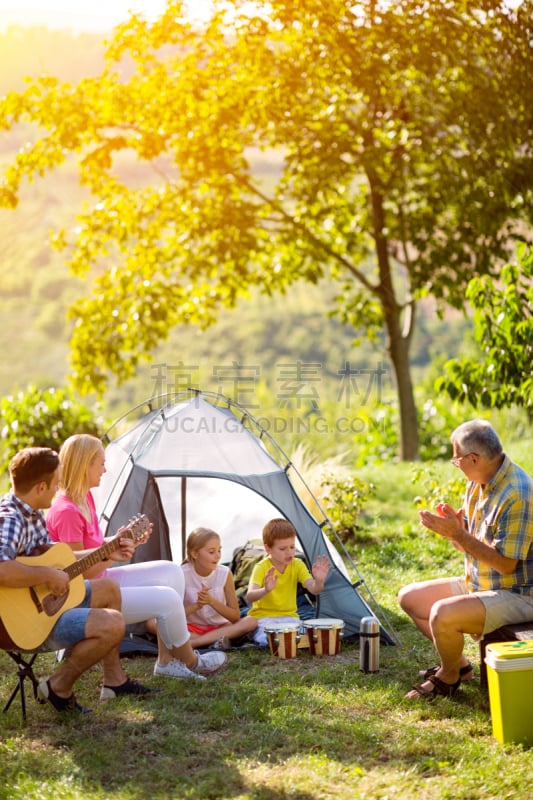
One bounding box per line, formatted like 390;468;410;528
193;649;227;675
153;659;207;681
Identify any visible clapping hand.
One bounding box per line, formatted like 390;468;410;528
419;503;464;540
264;566;278;594
312;554;331;583
197;582;212;607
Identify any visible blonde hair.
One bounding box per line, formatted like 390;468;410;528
185;527;220;562
58;433;103;505
262;518;296;548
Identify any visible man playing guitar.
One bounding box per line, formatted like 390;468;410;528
0;447;131;713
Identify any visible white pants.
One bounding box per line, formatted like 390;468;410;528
107;560;189;649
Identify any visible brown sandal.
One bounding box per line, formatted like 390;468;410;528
410;674;461;701
419;662;474;681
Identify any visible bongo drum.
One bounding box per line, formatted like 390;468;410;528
303;618;344;656
264;621;300;659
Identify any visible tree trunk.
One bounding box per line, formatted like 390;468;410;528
369;177;420;461
388;325;419;461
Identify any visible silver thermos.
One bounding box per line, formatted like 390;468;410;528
359;616;380;673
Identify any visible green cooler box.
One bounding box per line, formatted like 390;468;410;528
485;640;533;746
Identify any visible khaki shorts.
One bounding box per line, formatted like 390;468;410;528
449;577;533;635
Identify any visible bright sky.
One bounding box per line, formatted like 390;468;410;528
1;1;523;32
0;1;213;32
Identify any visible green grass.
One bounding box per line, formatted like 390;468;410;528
2;452;533;799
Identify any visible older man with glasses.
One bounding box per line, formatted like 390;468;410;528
399;419;533;701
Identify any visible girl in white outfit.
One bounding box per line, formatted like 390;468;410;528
183;528;257;650
46;434;226;695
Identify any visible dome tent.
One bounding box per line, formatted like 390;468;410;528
93;390;395;643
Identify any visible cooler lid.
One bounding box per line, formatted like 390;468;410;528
486;640;533;659
485;640;533;671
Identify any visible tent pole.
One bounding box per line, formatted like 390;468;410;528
181;476;187;557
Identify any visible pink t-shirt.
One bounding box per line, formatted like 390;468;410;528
47;491;105;574
182;562;230;627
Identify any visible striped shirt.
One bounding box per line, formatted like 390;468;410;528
0;491;51;561
464;455;533;594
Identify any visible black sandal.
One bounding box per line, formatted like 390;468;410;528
419;662;474;681
409;674;461;701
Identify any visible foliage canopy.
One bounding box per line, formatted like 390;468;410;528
1;0;532;459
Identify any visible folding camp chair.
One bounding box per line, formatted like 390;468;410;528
2;650;43;722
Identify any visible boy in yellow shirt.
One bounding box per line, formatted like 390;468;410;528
246;518;331;646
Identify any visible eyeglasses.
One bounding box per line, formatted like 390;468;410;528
450;452;478;467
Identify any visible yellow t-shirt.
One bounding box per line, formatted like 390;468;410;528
247;556;312;619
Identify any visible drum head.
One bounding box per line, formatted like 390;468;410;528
304;618;344;629
264;621;300;633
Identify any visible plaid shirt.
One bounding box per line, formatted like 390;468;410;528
464;455;533;594
0;491;51;562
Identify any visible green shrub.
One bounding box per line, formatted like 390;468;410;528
411;463;464;511
0;384;102;481
319;472;376;544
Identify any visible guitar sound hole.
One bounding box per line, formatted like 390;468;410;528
42;593;68;616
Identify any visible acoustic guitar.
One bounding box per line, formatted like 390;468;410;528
0;514;149;651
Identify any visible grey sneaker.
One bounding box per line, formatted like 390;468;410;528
153;659;207;681
193;649;227;675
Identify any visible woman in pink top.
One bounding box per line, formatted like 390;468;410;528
47;434;227;693
183;527;257;650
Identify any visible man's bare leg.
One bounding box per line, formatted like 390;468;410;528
398;578;456;640
405;594;485;699
48;608;125;699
